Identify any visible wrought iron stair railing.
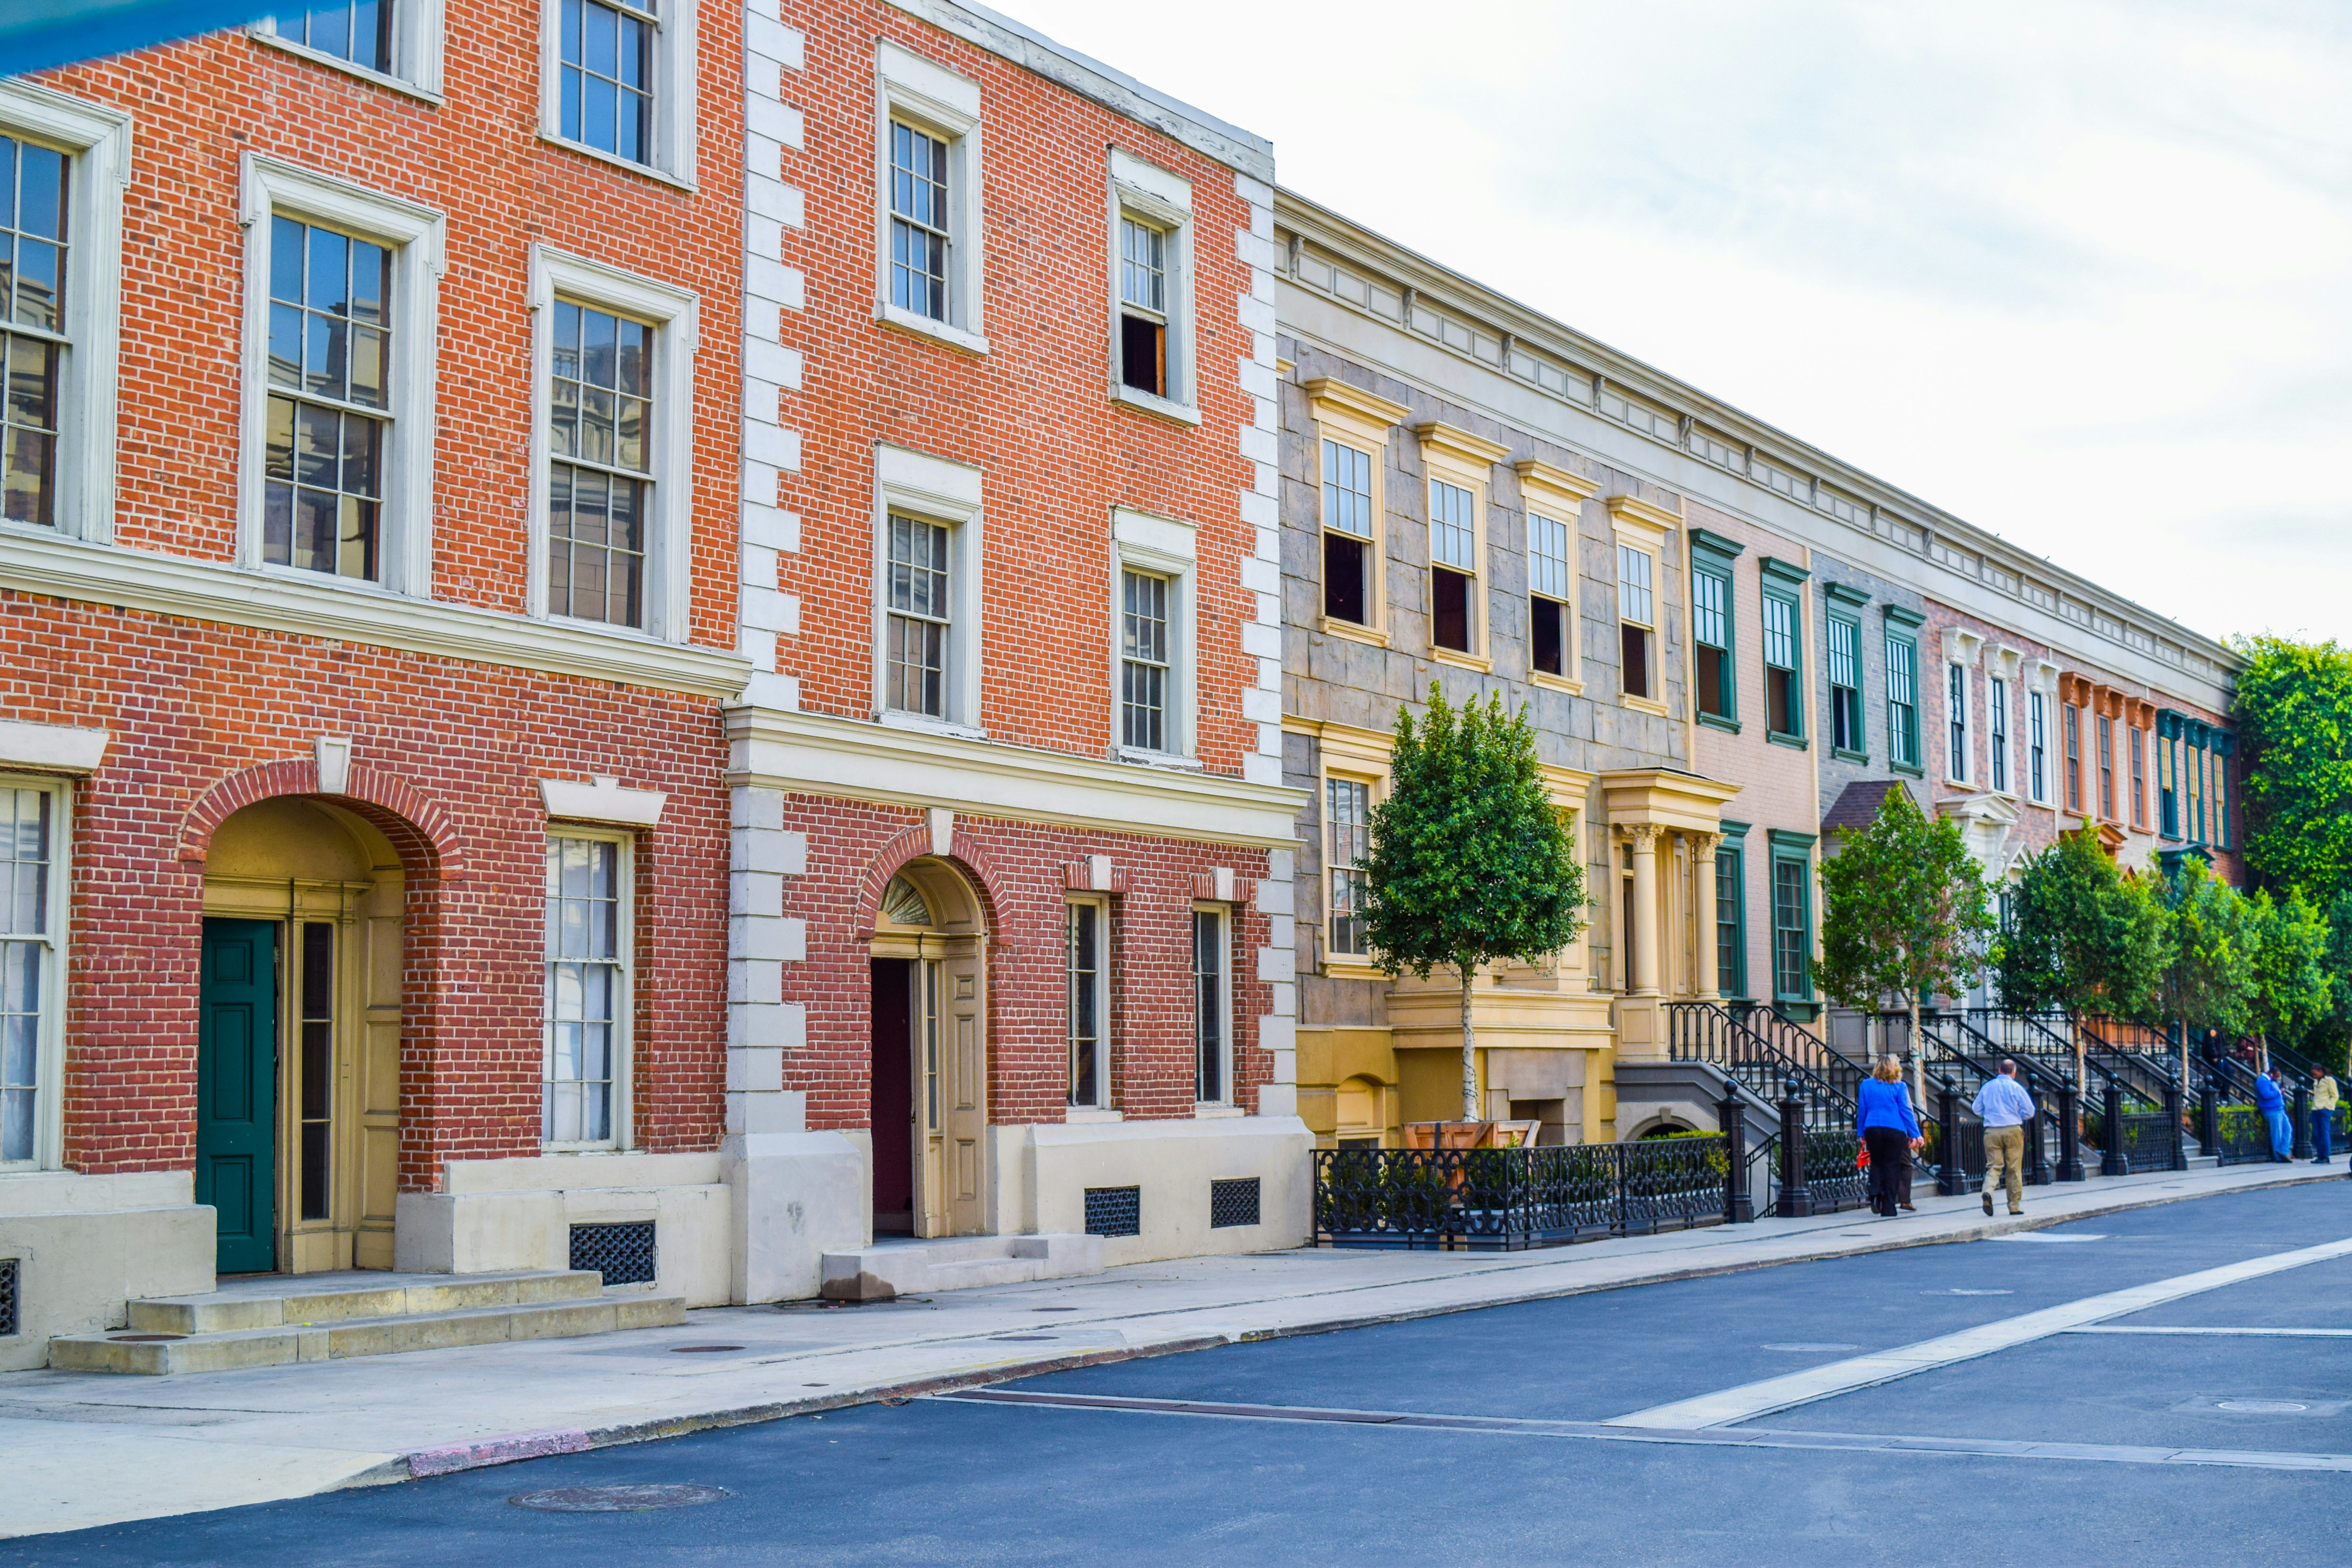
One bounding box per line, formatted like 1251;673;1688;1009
1666;1002;1858;1127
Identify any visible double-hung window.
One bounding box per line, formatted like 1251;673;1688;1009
1770;846;1812;1004
2064;703;2082;812
874;445;981;730
1886;625;1920;770
1111;506;1194;760
1117;215;1168;397
1429;477;1477;653
264;215;392;582
1762;591;1801;738
1989;677;2010;793
2029;691;2049;802
0;780;63;1170
889;120;949;321
876;44;981;350
2;134;68;530
885;513;951;718
1530;511;1575;680
550;0;690;176
1619;544;1655;700
1828;614;1862;754
277;0;394;73
1326;776;1373;961
258;1;446;95
1120;567;1171;753
544;832;630;1149
547;299;654;626
2130;726;2147;828
1948;663;1970;781
1321;439;1375;627
2097;715;2116;820
1692;565;1732;722
1193;906;1228;1105
1109;150;1193;413
1714;839;1745;1000
1066;899;1107;1109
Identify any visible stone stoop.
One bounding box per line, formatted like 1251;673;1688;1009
820;1234;1104;1301
46;1268;685;1374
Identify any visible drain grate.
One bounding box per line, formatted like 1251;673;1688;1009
0;1258;16;1337
1084;1186;1141;1238
1209;1177;1261;1229
510;1484;728;1512
571;1220;657;1287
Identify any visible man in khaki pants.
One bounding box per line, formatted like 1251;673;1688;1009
1973;1059;2038;1216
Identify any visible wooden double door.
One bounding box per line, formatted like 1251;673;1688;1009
869;944;987;1238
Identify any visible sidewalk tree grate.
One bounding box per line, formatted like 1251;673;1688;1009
1209;1177;1261;1229
571;1220;657;1286
509;1484;728;1512
1084;1186;1141;1237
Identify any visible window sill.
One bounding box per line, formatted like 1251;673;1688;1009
876;303;990;357
1831;747;1869;764
1697;711;1740;734
1323;957;1385;982
875;710;987;743
1766;731;1809;751
1621;694;1670;718
1773;1000;1822;1023
535;132;696;193
1529;669;1584;697
249;29;443;103
1318;617;1389;648
1116;745;1201;771
1065;1108;1124;1124
1429;646;1491;673
1194;1103;1245;1119
1891;762;1925;778
1111;382;1203;427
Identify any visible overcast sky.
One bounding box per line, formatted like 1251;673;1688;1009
995;0;2351;648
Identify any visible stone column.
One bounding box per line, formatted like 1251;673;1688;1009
1629;824;1661;997
1692;832;1721;1001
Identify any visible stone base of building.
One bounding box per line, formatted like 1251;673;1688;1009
0;1172;216;1372
985;1115;1313;1266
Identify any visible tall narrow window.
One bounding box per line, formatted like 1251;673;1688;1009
1947;664;1969;781
2;136;68;529
298;922;333;1222
2064;703;2082;812
1771;855;1810;1002
888;121;950;321
884;514;951;718
1828;616;1861;753
1619;544;1654;700
1320;439;1374;627
2030;691;2048;802
1763;593;1801;737
1120;568;1169;752
1429;478;1476;653
1714;845;1744;1000
0;784;56;1167
2097;715;2115;820
2213;740;2229;848
1066;901;1105;1108
548;300;653;627
2130;726;2146;828
1886;634;1918;769
1692;566;1731;719
1989;677;2009;793
544;835;626;1148
1529;512;1573;678
1327;777;1372;959
1193;907;1227;1103
1117;216;1168;398
264;216;390;581
2159;724;2178;836
283;0;393;72
559;0;657;165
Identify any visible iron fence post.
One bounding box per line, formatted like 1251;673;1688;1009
2163;1082;2186;1171
2293;1084;2313;1160
1936;1078;1961;1195
1718;1090;1753;1223
2055;1078;2083;1182
1775;1082;1814;1218
2101;1076;2128;1177
2199;1065;2218;1161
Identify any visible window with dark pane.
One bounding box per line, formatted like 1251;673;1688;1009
1118;216;1167;397
884;514;950;717
2030;691;2048;802
264;216;389;581
1762;591;1800;737
1989;677;2010;792
2;136;70;529
1618;544;1653;700
285;0;393;72
1120;568;1169;752
2064;702;2082;810
889;121;949;320
1326;778;1371;958
1887;634;1917;768
1713;845;1743;999
1828;615;1861;753
1948;663;1968;779
548;299;653;626
299;922;333;1221
1529;512;1572;677
544;836;624;1146
2097;714;2115;820
1771;855;1809;1002
560;0;657;165
1320;438;1373;625
1066;902;1103;1108
1429;478;1476;653
2129;724;2145;827
1692;566;1730;718
1193;908;1224;1102
0;787;54;1165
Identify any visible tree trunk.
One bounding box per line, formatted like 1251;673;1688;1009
1460;960;1480;1123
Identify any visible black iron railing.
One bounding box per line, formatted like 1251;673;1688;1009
2205;1055;2272;1166
1312;1137;1729;1251
1667;1002;1858;1126
1799;1124;1870;1213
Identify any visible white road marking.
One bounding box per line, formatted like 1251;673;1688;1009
2067;1325;2352;1338
1605;1234;2352;1430
1993;1233;2106;1243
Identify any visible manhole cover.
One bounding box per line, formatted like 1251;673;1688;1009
668;1345;747;1353
108;1334;186;1342
2216;1399;2310;1414
1761;1342;1859;1352
510;1484;729;1513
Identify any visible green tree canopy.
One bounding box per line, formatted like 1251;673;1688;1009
1364;686;1587;1121
1993;828;2168;1021
2245;885;2330;1050
2153;858;2253;1043
2233;635;2352;905
1815;784;1994;1053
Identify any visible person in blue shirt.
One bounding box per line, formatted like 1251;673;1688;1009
2255;1068;2291;1162
1855;1057;1923;1218
1971;1060;2038;1217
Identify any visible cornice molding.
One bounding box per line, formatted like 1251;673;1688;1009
0;528;752;700
1300;375;1409;432
1513;458;1600;513
1414;419;1511;472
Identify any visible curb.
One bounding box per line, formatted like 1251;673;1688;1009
358;1168;2338;1487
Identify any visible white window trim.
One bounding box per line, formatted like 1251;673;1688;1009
1066;894;1111;1111
251;2;448;101
1110;506;1196;766
542;825;635;1154
0;81;130;548
537;0;699;187
1192;901;1232;1106
1941;627;1983;786
236;153;445;597
524;244;699;640
874;41;986;353
1987;645;2023;799
0;773;70;1172
872;443;985;736
1107;147;1196;423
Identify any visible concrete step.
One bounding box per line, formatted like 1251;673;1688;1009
821;1233;1104;1301
49;1287;683;1374
125;1269;606;1335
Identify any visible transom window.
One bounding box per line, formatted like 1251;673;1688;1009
885;513;951;717
559;0;657;165
264;216;390;581
1320;438;1375;627
1828;616;1861;753
1530;512;1573;678
1693;567;1730;719
281;0;393;72
1120;567;1170;753
1118;215;1168;398
1;784;56;1165
1;135;67;529
548;299;654;627
889;121;950;322
1327;777;1373;959
1067;900;1105;1109
544;834;627;1148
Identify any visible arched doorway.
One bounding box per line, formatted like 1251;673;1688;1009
868;858;988;1238
199;797;405;1274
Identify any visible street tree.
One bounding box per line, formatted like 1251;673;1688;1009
2152;858;2254;1087
1363;685;1586;1122
2233;635;2352;907
1994;827;2169;1086
2245;885;2330;1068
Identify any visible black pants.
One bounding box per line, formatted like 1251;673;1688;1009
1865;1128;1912;1216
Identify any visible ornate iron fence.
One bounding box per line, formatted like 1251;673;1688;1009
2211;1104;2274;1165
1800;1126;1870;1213
1312;1136;1728;1251
2116;1109;2180;1173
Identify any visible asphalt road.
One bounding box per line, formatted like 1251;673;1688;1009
8;1180;2349;1568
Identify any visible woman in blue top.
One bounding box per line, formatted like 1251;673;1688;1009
1856;1057;1923;1218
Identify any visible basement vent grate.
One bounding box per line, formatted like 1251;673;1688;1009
1083;1186;1142;1238
1209;1178;1262;1229
0;1258;16;1337
570;1220;657;1286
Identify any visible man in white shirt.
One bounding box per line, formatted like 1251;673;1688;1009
1973;1059;2038;1217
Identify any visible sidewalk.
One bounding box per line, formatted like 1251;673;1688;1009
3;1159;2338;1537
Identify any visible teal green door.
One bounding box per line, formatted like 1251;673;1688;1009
198;919;278;1274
